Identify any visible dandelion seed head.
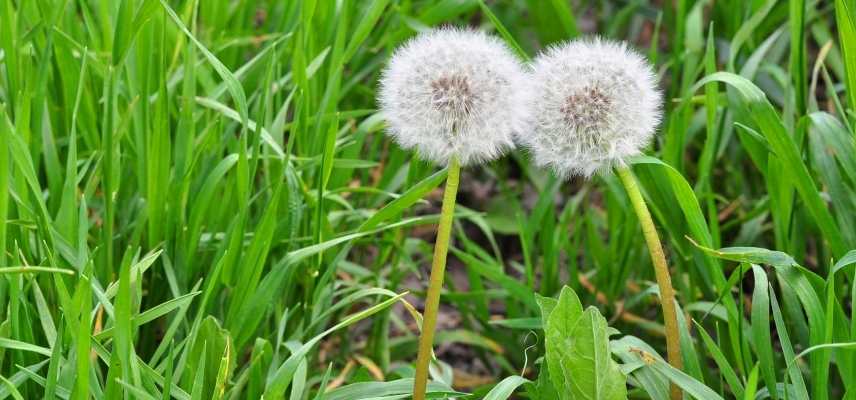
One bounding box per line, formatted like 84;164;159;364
521;38;662;177
379;27;530;166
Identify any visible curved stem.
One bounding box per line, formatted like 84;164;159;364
616;165;683;400
413;156;461;400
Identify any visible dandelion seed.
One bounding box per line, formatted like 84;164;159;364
522;38;662;177
379;27;530;166
523;39;683;399
378;27;530;400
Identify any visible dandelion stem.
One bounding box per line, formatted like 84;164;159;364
413;156;461;400
616;164;683;400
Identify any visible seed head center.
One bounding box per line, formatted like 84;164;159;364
430;74;475;116
561;86;612;129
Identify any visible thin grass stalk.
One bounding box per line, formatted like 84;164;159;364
412;156;461;400
616;164;683;400
0;105;8;270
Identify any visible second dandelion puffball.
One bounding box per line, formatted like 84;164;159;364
379;28;530;166
522;39;662;177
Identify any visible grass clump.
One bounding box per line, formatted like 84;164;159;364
1;1;856;399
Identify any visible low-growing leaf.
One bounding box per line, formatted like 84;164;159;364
564;308;627;400
545;287;583;399
545;286;626;400
484;375;530;400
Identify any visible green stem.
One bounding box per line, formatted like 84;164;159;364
616;164;683;400
413;156;460;400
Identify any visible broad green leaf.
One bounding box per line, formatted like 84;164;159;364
564;308;627;400
535;293;558;324
545;287;626;400
545;286;583;399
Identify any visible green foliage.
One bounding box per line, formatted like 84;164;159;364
1;0;855;399
540;287;626;400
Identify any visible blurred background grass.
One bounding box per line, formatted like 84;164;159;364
1;0;855;398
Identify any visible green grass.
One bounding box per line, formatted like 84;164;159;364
1;0;856;399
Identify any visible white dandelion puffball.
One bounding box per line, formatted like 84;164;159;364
379;28;530;166
523;38;662;177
